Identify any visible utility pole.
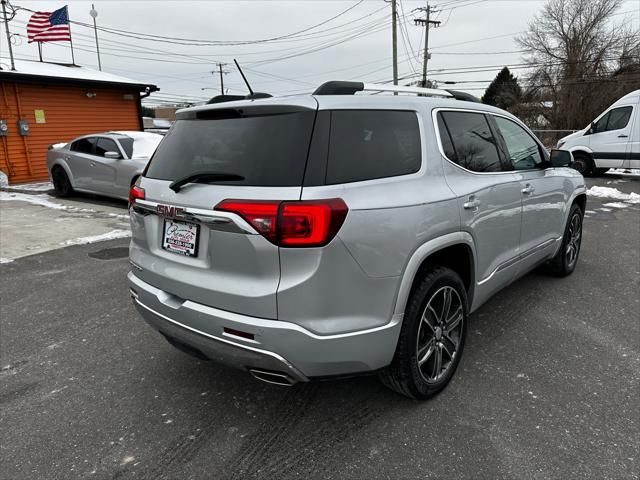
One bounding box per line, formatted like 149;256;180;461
213;62;229;95
391;0;398;86
414;4;440;87
1;0;16;70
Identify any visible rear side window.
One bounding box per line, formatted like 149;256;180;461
325;110;421;184
145;112;316;187
70;137;95;154
437;111;502;173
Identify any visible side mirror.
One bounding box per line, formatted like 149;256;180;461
587;122;596;135
550;149;572;168
104;151;121;159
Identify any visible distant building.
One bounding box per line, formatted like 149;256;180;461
152;106;179;120
0;59;158;184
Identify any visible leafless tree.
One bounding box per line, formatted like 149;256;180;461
517;0;640;130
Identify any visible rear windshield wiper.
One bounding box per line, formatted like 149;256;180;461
169;171;245;192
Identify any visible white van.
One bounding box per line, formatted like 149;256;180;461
557;89;639;175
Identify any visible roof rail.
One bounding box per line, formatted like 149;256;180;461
313;81;452;98
313;81;481;103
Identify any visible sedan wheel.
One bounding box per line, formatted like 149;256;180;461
52;167;73;197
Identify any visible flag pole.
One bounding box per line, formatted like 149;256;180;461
37;41;43;62
66;5;75;65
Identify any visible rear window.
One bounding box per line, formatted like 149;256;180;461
70;137;95;154
145;112;315;186
325;110;421;184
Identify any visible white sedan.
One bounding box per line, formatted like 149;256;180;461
47;131;163;201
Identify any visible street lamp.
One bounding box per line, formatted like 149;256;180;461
89;4;101;71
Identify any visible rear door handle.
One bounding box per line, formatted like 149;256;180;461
618;134;629;138
463;197;481;210
521;184;535;195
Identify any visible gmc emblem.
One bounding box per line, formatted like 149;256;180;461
156;204;185;219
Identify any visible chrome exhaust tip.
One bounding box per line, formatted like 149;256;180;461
249;368;295;386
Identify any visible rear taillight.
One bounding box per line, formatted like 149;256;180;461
215;198;348;247
214;200;279;242
129;185;145;208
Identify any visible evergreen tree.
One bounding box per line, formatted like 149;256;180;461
482;67;522;111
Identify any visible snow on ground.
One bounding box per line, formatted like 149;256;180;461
0;191;68;209
602;202;630;209
3;181;53;192
60;230;131;246
587;186;640;204
606;169;640;177
0;258;14;264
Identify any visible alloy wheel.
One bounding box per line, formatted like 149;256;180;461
416;286;464;383
565;212;582;267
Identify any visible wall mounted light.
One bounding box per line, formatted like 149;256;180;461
86;92;97;98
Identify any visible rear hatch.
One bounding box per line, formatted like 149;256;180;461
129;97;318;319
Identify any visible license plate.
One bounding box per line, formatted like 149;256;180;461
162;219;199;257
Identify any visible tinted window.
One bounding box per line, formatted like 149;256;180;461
437;117;457;162
95;138;119;157
325;110;421;184
606;106;632;131
146;112;315;186
438;112;502;172
119;137;134;158
494;117;543;170
70;137;95;154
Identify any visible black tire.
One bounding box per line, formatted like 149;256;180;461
545;203;583;277
379;267;468;399
571;152;594;176
51;166;73;197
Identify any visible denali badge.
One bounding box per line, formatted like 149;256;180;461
156;204;186;219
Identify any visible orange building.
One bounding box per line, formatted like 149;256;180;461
0;59;158;184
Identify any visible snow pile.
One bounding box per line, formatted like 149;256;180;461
607;168;640;177
602;202;630;209
587;186;640;204
4;181;53;192
0;191;67;209
60;229;131;246
0;171;8;188
0;258;14;264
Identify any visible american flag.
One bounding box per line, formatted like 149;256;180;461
27;6;71;43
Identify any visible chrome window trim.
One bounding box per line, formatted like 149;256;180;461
431;107;549;176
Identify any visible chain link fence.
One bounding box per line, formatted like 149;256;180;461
531;129;579;148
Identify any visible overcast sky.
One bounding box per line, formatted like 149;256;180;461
2;0;639;106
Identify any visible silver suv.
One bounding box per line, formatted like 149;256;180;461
128;82;586;399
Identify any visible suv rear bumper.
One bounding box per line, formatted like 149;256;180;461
128;272;402;383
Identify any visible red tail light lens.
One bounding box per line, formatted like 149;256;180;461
215;198;348;247
128;185;145;208
215;200;280;242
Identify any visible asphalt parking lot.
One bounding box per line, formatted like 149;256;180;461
1;175;638;480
